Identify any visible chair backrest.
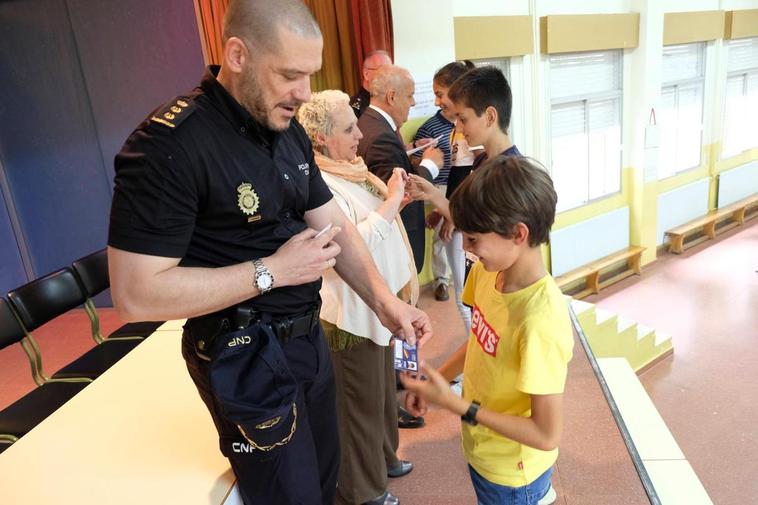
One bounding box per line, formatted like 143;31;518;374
0;298;25;351
7;268;87;332
71;248;109;298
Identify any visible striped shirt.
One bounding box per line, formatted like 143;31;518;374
413;110;454;184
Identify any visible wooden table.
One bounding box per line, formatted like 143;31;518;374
0;324;242;504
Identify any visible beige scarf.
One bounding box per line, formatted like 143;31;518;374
315;152;419;305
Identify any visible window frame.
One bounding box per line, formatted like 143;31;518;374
658;42;707;179
547;49;624;212
721;37;758;159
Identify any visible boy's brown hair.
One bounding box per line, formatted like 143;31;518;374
449;156;557;247
448;66;512;133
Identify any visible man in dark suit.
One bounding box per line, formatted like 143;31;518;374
357;65;443;274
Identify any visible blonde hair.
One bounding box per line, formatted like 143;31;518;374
297;90;351;150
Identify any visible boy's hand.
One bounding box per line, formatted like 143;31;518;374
400;362;457;411
440;217;455;242
404;391;428;417
425;210;442;229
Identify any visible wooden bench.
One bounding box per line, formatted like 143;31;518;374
665;193;758;254
555;246;645;299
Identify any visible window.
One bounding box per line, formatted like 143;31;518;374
723;37;758;158
549;50;622;211
472;57;510;80
659;43;706;178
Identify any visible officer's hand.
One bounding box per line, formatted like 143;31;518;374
266;226;342;288
377;298;432;347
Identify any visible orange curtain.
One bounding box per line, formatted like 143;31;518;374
304;0;360;95
350;0;394;68
192;0;370;95
193;0;229;65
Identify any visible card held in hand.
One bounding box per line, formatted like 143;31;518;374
394;339;418;372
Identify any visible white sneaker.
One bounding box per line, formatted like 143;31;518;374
538;484;556;505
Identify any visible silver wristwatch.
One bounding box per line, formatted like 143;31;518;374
252;258;274;294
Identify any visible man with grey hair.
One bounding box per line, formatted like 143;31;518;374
108;1;432;504
358;65;443;273
350;49;392;118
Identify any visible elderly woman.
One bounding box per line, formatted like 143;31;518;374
298;90;418;505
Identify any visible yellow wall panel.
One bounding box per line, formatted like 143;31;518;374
725;9;758;40
663;11;725;45
454;16;533;59
540;14;639;54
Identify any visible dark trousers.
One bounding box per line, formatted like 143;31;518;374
332;340;399;504
182;323;339;505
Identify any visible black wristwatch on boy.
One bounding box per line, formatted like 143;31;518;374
461;400;480;426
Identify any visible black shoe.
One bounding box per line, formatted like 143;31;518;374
362;491;400;505
387;460;413;478
398;406;424;429
434;283;449;301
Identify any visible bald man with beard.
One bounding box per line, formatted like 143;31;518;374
107;1;432;503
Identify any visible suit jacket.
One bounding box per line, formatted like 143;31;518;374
357;107;430;272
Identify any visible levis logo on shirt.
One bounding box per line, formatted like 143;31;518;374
471;306;500;357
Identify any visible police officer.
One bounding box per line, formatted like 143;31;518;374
350;50;392;118
107;1;432;504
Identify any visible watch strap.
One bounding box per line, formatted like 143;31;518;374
461;400;480;426
252;258;274;294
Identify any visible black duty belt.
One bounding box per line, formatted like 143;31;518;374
188;302;321;360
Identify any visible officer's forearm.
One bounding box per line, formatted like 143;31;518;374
109;246;261;322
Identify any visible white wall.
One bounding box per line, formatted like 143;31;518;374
391;0;455;119
663;0;719;11
452;0;528;16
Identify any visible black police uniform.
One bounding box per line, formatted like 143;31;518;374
349;86;370;118
109;66;339;505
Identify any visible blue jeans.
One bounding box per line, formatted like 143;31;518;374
468;465;553;505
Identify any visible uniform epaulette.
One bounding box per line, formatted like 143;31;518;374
149;95;197;130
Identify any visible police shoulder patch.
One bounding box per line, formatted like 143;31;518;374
149;95;198;130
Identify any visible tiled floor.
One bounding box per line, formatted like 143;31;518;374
2;222;753;503
586;221;758;505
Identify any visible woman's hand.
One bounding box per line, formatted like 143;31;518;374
386;167;407;203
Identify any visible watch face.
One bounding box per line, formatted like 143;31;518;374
258;273;273;290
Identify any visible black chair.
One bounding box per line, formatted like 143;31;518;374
71;249;164;342
0;298;89;447
7;268;142;381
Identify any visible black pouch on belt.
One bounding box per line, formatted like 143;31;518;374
208;320;299;451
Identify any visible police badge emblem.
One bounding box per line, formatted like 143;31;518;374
237;182;260;218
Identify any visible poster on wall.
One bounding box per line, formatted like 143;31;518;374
408;77;436;119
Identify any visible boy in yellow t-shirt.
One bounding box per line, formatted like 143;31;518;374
402;155;574;505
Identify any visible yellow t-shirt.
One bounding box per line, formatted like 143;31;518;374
460;261;574;487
